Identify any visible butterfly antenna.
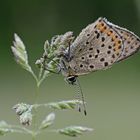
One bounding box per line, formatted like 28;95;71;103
76;78;87;116
67;42;71;61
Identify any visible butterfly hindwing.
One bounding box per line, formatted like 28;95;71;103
106;19;140;62
69;17;124;75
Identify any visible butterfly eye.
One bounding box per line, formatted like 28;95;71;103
68;76;76;81
66;76;77;85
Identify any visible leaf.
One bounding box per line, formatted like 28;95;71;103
48;100;83;110
58;126;93;137
0;128;11;136
11;34;32;72
11;34;38;84
39;112;55;130
0;121;13;136
0;121;9;128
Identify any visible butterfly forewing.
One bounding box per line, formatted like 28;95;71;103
69;18;124;75
106;19;140;62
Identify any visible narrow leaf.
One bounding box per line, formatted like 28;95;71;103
39;112;55;129
11;34;31;72
48;100;83;110
58;126;93;137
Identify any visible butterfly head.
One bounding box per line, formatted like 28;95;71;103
65;75;77;85
59;56;77;85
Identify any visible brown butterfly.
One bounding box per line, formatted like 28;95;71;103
57;17;140;115
40;17;140;115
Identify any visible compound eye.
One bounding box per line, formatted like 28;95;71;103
66;76;77;85
68;76;76;82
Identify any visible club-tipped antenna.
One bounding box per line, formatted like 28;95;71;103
76;78;87;116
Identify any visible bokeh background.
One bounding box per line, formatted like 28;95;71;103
1;0;140;140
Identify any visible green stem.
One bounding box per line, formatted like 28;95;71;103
32;70;41;139
30;70;39;87
32;103;49;109
32;133;36;140
37;70;50;87
38;67;43;80
10;125;33;135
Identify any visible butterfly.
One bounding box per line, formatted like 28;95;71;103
60;17;140;81
41;17;140;115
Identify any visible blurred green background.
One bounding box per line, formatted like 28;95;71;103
1;0;140;140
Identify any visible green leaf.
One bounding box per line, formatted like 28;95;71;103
0;121;13;136
11;34;38;85
0;121;9;128
48;100;83;110
58;126;93;137
11;34;32;72
0;128;11;136
39;112;55;130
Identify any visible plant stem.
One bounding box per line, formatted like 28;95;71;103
32;71;41;139
10;125;33;135
32;103;49;109
38;67;43;80
30;70;39;86
32;133;36;140
37;70;50;87
37;67;44;87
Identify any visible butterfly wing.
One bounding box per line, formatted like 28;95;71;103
106;20;140;62
68;17;124;75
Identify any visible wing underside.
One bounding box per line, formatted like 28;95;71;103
69;18;124;75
